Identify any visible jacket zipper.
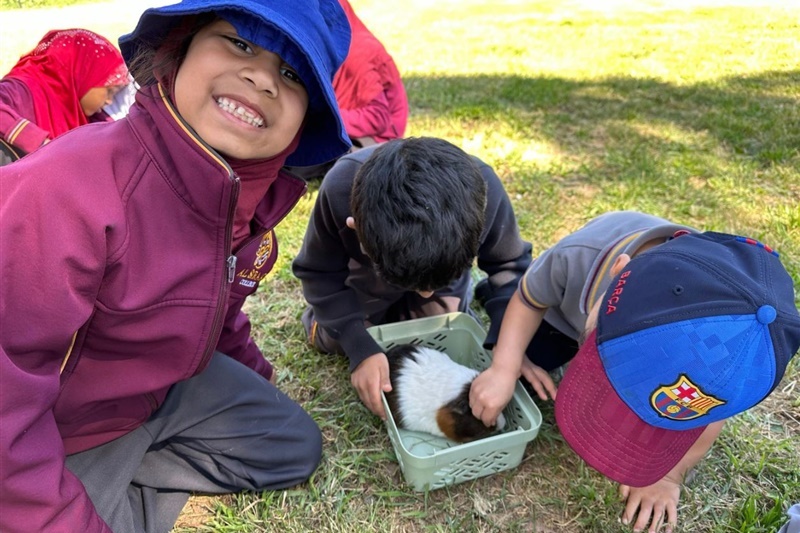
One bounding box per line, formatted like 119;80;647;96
156;84;243;377
227;255;237;283
197;173;303;374
196;175;240;374
144;392;158;410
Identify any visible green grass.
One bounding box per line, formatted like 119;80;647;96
0;0;101;9
211;1;800;531
4;0;799;531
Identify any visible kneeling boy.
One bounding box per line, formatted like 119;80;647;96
470;211;800;532
292;137;532;418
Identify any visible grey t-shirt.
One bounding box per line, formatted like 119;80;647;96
519;211;696;340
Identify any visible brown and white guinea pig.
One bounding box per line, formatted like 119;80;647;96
384;344;506;443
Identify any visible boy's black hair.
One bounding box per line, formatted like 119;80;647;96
350;137;487;291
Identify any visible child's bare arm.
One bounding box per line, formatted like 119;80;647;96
470;293;549;425
620;421;725;533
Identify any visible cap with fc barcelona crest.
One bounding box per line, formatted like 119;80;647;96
555;231;800;487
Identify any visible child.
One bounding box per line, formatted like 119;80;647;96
469;211;800;533
0;0;351;531
0;29;129;165
334;0;408;147
292;137;533;418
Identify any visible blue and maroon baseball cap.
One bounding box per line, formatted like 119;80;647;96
555;231;800;487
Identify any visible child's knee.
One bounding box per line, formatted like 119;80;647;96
302;307;343;355
294;417;323;481
255;408;322;489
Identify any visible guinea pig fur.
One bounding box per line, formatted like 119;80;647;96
384;344;506;443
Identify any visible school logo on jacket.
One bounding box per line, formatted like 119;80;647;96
234;231;277;293
650;374;725;421
254;233;273;269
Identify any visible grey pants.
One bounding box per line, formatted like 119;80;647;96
65;353;322;533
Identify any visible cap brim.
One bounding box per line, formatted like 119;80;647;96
555;330;705;487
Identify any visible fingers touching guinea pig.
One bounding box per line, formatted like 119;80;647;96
384;344;506;443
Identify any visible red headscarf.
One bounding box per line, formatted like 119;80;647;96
5;29;128;138
333;0;406;134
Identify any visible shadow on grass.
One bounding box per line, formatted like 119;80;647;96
404;69;800;171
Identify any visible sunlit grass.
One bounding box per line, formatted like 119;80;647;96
256;1;800;531
0;0;101;8
1;0;797;531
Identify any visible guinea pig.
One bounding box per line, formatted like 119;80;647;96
384;344;506;443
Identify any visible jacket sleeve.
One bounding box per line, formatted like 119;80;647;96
291;156;384;371
0;100;49;154
0;80;50;154
0;154;114;532
215;293;273;381
473;160;534;349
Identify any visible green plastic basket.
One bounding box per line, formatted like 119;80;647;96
368;312;542;492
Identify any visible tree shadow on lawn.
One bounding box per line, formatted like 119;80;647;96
404;69;800;175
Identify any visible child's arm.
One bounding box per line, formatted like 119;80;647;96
292;158;388;375
619;421;725;533
1;158;114;532
0;101;50;154
470;292;555;426
473;164;533;349
216;294;275;382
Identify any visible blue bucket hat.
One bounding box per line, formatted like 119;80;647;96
118;0;352;166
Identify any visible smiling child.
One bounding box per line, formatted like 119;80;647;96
0;1;351;531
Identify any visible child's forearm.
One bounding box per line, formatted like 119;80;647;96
491;292;547;375
665;421;725;483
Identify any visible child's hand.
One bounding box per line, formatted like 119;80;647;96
618;421;721;533
619;476;681;533
519;359;558;401
469;366;518;427
351;353;392;419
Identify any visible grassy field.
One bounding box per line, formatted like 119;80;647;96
2;0;799;531
0;0;100;9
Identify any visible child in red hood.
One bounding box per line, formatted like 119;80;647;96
334;0;408;148
0;28;129;164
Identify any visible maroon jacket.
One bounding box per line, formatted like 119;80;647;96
0;85;306;532
0;78;50;154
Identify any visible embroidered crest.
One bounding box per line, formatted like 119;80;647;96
254;233;273;269
650;374;725;421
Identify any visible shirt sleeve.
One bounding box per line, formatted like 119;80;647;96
518;238;599;311
0;101;49;154
291;156;384;371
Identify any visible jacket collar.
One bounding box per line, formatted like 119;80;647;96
127;84;305;230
